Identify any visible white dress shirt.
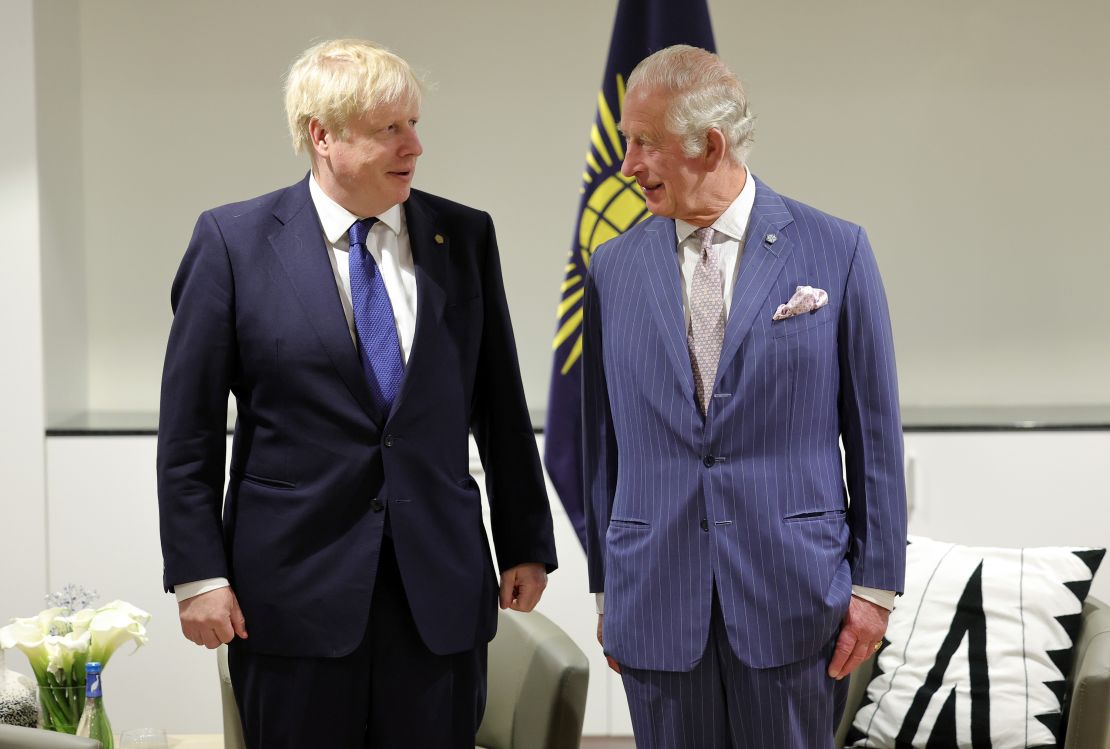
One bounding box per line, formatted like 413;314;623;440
174;175;419;602
673;164;757;321
596;168;895;614
309;173;419;363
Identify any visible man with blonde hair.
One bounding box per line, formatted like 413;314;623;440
583;45;907;746
158;39;556;747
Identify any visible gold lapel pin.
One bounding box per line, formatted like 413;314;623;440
434;234;445;245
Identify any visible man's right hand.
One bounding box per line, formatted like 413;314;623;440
178;587;248;649
597;614;621;674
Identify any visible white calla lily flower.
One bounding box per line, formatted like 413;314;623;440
45;630;90;680
0;618;51;680
87;601;151;666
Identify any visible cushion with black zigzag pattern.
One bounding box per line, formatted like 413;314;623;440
846;536;1104;748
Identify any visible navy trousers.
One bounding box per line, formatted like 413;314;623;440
620;590;847;749
228;534;487;748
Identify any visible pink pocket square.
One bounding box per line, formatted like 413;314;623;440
772;286;829;321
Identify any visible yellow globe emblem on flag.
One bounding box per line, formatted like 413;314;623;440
578;174;648;257
551;174;648;375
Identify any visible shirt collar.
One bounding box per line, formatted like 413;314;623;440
674;166;756;247
308;172;403;245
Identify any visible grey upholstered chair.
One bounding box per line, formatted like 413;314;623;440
0;726;99;749
215;645;244;749
835;595;1110;748
475;609;589;749
217;608;589;749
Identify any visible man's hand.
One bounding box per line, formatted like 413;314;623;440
828;595;889;680
498;563;547;612
596;614;621;673
177;587;248;649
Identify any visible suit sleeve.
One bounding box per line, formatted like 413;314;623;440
469;213;558;573
156;211;237;592
838;226;908;594
582;253;619;594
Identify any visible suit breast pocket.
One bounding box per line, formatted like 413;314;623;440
771;305;833;339
443;294;483;349
445;294;482;320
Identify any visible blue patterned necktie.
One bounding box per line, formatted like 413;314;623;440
348;217;405;418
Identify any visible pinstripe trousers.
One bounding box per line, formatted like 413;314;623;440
620;589;848;749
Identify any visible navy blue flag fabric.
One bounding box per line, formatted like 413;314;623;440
544;0;716;548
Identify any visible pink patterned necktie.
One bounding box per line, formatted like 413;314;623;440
688;226;724;415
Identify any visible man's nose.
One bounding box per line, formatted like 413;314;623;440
405;130;423;158
620;144;637;177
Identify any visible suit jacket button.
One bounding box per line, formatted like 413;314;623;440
700;517;709;532
370;498;384;512
384;435;394;447
703;455;715;467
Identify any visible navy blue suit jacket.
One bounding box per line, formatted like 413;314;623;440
583;177;907;671
157;176;556;657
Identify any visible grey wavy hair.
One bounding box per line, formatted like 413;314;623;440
626;45;756;164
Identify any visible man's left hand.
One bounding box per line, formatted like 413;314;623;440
828;595;890;680
499;563;547;611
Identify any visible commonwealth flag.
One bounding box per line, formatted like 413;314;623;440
544;0;716;547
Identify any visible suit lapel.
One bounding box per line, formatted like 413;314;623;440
637;217;696;402
716;177;796;379
268;176;377;420
385;193;447;425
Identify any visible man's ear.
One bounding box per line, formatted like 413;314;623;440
308;118;330;158
704;128;728;172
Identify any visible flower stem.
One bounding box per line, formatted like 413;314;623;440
39;674;83;733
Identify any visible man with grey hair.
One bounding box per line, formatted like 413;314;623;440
158;39;556;747
583;44;907;746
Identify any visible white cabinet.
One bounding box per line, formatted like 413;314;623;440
902;431;1110;604
41;426;1110;735
45;436;222;734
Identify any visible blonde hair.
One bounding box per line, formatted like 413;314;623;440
284;39;424;154
627;45;755;164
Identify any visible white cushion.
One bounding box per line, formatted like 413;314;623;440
847;536;1104;748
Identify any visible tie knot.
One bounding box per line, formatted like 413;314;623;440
694;226;714;254
348;217;379;248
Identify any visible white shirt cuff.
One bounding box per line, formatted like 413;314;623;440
595;592;605;615
852;585;897;611
174;577;231;602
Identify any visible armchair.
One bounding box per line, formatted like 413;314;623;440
0;726;99;749
217;608;588;749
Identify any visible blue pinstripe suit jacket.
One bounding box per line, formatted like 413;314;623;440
583;176;907;671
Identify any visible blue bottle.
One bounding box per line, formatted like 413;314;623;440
75;662;114;749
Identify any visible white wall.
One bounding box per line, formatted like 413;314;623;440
27;0;1106;417
0;0;48;626
36;0;88;423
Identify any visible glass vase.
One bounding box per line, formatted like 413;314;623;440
38;682;86;734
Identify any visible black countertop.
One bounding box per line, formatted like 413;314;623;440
46;406;1110;436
